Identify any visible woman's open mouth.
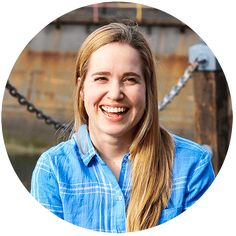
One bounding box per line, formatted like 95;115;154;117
100;105;129;118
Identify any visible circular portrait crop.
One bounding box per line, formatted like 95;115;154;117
1;1;233;234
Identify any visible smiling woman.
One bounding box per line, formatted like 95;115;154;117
81;42;146;145
31;22;215;233
80;42;146;180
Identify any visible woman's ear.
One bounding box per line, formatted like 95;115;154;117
77;77;84;100
80;90;84;100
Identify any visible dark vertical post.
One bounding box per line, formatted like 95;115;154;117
193;71;231;174
189;44;232;174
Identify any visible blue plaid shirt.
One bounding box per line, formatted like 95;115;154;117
31;124;215;233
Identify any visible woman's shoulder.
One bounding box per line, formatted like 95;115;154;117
171;134;213;174
37;136;80;168
172;134;211;157
47;137;77;155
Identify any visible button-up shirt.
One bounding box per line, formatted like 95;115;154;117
31;124;215;233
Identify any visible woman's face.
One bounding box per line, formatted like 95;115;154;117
80;42;146;141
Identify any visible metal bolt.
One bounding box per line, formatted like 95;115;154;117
189;44;221;71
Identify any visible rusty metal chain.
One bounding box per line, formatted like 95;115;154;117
5;60;200;130
5;82;68;130
158;60;199;111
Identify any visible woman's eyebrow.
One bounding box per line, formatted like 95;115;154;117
122;72;142;78
91;71;111;76
91;71;142;78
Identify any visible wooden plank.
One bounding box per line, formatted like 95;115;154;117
193;71;231;174
215;71;232;171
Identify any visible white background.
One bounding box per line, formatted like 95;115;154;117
0;0;235;235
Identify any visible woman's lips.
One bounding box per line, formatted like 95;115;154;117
100;105;129;120
100;105;129;114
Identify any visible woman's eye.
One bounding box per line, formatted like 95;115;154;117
94;77;108;82
124;77;137;84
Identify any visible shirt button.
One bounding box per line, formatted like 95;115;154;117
118;196;123;201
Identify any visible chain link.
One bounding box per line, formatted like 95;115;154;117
158;61;199;111
5;61;199;130
5;82;68;130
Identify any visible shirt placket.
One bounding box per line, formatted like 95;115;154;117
98;155;129;233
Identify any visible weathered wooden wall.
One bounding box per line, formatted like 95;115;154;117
3;3;231;165
2;25;199;151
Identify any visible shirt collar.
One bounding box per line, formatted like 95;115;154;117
72;124;98;166
72;124;131;166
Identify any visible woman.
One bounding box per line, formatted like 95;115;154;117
31;22;215;233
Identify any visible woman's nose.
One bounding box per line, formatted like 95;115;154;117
107;81;124;100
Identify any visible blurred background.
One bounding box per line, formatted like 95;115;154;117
1;2;232;191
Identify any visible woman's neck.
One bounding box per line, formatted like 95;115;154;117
89;128;130;161
88;127;131;180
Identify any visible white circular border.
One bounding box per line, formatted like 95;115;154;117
0;0;235;235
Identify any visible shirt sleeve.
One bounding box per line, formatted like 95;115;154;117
184;148;215;209
31;153;64;219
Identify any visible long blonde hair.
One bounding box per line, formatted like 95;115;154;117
74;22;174;232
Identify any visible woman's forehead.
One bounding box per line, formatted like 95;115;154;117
86;42;143;75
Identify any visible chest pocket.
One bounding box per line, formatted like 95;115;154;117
158;207;184;225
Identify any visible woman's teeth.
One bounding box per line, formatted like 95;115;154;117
101;106;127;113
